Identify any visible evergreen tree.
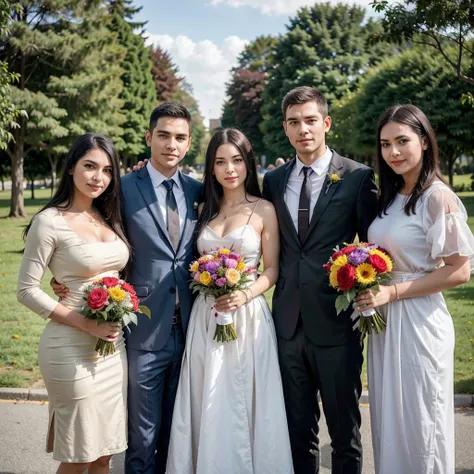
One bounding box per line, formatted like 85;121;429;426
261;2;391;160
2;0;125;217
108;1;156;167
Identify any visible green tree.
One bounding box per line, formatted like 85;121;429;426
2;0;125;217
261;2;392;160
108;1;156;168
331;48;474;184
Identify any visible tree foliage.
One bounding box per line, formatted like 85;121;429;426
261;2;392;160
151;45;183;103
331;48;474;184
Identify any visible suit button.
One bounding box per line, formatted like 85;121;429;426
169;288;176;294
300;252;306;259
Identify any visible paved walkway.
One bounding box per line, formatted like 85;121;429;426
0;401;473;473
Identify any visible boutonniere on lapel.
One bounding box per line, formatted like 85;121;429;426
325;172;343;195
193;201;199;211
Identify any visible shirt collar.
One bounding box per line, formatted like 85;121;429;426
295;146;332;177
147;161;182;190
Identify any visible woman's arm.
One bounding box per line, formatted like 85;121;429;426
355;254;470;311
215;200;279;311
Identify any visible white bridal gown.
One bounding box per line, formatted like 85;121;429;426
367;182;474;474
166;221;294;474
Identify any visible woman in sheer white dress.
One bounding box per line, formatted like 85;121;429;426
355;105;474;474
166;129;293;474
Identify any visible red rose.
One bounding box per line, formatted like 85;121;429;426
337;264;356;291
131;294;140;312
323;263;331;273
121;281;136;295
369;254;387;273
101;277;120;288
341;245;357;255
87;288;109;310
331;250;343;260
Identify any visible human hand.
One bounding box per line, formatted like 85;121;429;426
132;158;149;172
50;277;69;300
354;285;394;312
214;290;248;312
83;318;121;342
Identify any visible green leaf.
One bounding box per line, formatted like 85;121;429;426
138;305;151;319
335;294;350;315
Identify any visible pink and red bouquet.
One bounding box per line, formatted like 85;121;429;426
81;277;150;355
323;242;393;335
189;247;257;343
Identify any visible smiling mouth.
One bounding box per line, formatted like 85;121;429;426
88;184;102;190
225;177;237;180
391;160;405;166
163;154;179;158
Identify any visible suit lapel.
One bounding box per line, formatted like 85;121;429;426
136;166;174;253
304;151;345;241
176;173;196;254
279;158;300;246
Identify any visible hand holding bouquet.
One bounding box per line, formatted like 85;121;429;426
81;277;151;355
324;243;393;336
189;247;256;343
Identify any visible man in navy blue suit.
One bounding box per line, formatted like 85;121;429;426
120;103;202;474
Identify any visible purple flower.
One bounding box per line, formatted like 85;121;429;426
211;273;218;281
348;248;369;266
216;277;227;287
224;258;238;269
204;261;218;273
228;252;240;261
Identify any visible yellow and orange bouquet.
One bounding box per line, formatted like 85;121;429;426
81;277;150;355
189;247;257;342
323;243;393;336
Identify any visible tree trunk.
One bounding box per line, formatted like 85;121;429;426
30;178;34;200
48;155;58;196
1;176;4;191
9;141;26;217
448;155;456;187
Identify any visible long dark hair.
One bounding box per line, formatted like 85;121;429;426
23;133;130;252
376;104;446;217
197;128;262;234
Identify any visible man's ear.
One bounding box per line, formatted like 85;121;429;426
145;129;152;147
324;115;332;133
282;121;288;135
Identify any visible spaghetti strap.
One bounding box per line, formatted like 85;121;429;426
246;199;262;225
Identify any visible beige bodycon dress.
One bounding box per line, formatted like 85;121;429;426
17;207;130;463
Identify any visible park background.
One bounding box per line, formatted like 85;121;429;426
0;0;473;392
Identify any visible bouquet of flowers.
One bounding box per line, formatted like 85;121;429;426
81;276;151;355
189;247;257;343
323;243;393;336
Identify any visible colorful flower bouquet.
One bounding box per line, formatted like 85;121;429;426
81;277;151;355
189;247;257;343
323;243;393;336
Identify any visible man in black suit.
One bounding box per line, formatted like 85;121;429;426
262;86;377;474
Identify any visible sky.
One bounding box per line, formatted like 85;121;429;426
137;0;376;126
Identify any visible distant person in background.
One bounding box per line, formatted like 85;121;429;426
266;164;276;172
358;104;474;474
275;157;286;168
18;133;130;474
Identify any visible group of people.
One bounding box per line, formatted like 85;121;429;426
17;85;474;474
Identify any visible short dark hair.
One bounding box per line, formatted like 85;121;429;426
149;102;192;133
282;86;328;119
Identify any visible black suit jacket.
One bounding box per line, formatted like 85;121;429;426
262;151;378;346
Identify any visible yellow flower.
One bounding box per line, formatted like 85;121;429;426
12;334;20;339
329;266;339;288
470;356;473;361
236;261;246;272
108;286;126;302
200;271;212;286
369;248;393;272
190;261;199;273
469;321;473;325
219;248;231;255
355;263;377;285
329;173;341;183
332;254;348;269
470;338;474;343
225;269;241;287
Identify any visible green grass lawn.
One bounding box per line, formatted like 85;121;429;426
1;177;474;391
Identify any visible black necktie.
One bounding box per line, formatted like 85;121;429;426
162;180;180;251
298;166;312;243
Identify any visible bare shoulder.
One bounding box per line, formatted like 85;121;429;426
254;198;276;218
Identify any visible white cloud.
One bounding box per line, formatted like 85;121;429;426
146;34;249;127
209;0;374;15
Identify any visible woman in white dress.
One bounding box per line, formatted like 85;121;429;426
354;104;474;474
17;133;130;474
166;129;294;473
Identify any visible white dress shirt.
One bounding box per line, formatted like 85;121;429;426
147;161;186;234
284;147;332;230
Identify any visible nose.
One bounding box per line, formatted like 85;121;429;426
92;170;103;182
299;122;309;135
226;162;235;174
166;137;178;150
390;144;401;157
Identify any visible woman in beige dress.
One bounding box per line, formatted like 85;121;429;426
17;133;130;474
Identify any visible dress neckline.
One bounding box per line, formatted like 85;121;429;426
204;224;261;241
